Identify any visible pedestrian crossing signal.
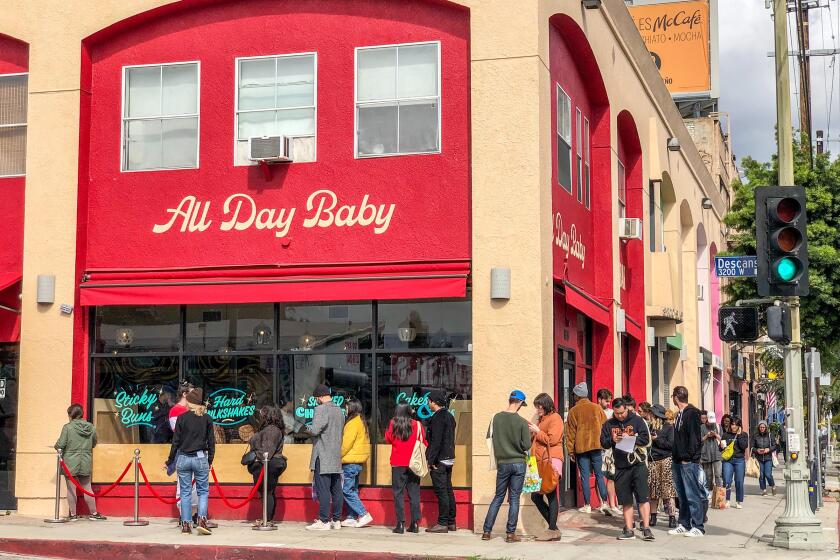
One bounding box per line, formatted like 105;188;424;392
718;306;759;342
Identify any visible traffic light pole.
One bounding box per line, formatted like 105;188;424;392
772;0;823;549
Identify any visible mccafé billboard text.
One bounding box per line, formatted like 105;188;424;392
628;0;714;97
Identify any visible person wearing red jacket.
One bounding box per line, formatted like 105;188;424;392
385;403;427;534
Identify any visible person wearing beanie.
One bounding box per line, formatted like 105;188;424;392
167;387;215;536
700;410;722;492
425;390;457;533
565;382;610;515
752;420;777;495
305;383;345;531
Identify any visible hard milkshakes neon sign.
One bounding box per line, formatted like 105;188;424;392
206;388;257;426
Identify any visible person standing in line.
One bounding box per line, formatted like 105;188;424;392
752;421;777;496
168;381;199;524
167;388;214;536
248;405;287;527
700;411;722;492
647;405;677;529
385;403;427;534
55;403;107;522
481;390;531;543
528;393;565;541
668;386;705;537
305;384;345;531
600;398;654;541
340;397;373;528
721;417;748;509
597;388;621;514
425;390;457;533
565;383;611;515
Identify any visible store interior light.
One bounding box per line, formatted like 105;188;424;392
298;332;316;350
397;318;417;343
115;327;134;347
253;322;272;346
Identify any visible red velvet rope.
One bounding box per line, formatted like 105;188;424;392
60;460;132;498
137;463;180;505
210;466;264;509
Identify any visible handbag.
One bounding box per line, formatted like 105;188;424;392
603;448;616;477
537;455;559;494
772;451;780;467
711;485;726;509
522;455;543;494
746;455;760;478
721;440;735;461
486;418;497;471
409;422;429;478
242;433;283;467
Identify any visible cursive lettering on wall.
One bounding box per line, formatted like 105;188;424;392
553;213;586;268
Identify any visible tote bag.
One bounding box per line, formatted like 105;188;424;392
409;422;429;478
522;455;543;494
486;418;497;471
746;455;760;478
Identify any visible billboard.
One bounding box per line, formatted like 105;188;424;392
628;0;718;98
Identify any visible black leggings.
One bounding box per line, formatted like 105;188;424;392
531;489;559;530
251;457;286;520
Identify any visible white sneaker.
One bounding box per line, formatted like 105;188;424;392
734;502;743;509
612;506;623;516
578;505;592;514
330;520;342;530
354;512;373;528
340;518;358;527
599;504;613;516
684;528;705;538
306;520;331;531
668;525;688;535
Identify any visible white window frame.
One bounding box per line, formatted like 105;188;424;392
617;159;627;219
0;72;28;179
233;52;318;166
120;61;201;173
354;40;442;159
584;117;591;210
575;107;583;203
556;84;572;193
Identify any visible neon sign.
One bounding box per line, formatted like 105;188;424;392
207;388;256;426
396;391;433;419
295;395;346;424
114;388;157;428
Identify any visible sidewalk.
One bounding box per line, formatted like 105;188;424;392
0;475;836;560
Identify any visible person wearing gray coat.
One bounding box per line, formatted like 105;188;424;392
305;384;345;531
700;410;723;491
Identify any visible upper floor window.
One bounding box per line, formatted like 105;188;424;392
575;108;583;203
584;117;591;209
122;62;199;171
0;73;27;177
356;42;440;157
235;53;316;165
556;85;572;192
618;159;626;218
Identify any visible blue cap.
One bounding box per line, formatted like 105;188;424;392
510;389;527;405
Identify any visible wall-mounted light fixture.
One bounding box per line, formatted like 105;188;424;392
701;197;713;210
36;274;55;304
490;267;511;300
667;137;681;152
582;0;602;8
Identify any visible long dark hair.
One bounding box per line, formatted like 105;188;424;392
257;405;285;433
721;414;733;432
390;403;414;441
345;397;368;438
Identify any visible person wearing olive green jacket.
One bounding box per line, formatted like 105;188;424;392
55;403;106;521
339;398;372;528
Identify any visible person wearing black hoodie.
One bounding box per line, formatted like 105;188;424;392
669;386;705;537
425;390;457;533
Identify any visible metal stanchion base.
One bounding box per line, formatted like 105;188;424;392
43;518;69;524
124;520;150;526
252;522;277;531
206;520;219;529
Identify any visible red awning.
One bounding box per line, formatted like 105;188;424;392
80;263;470;306
563;281;611;326
0;273;20;293
0;311;20;343
625;315;644;341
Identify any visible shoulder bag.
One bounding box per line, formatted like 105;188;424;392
409;422;429;478
721;440;735;461
486;416;497;471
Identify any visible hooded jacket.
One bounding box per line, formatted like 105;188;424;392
672;404;702;463
566;398;607;455
700;423;723;462
751;425;777;462
55;419;97;477
600;411;650;470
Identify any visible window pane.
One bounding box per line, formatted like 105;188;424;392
276;108;316;136
584;119;590;162
186;304;275;352
125;119;162;171
585;165;591;208
558;139;571;192
575;109;582;155
92;356;179;444
357;104;397;155
398;101;438;153
0;75;27;125
276;55;314;109
577;155;583;202
239;58;276;111
93;306;181;353
357;48;397;102
397;44;437;98
126;66;161;118
278;303;373;352
0;126;25;176
161;117;198;168
288;353;372;430
377;299;471;350
237;110;276;140
161;64;198;116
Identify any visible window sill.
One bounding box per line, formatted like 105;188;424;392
355;150;441;160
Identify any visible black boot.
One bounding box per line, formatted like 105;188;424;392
649;513;657;527
668;515;677;529
408;521;419;533
393;523;405;534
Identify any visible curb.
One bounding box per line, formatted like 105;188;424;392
0;538;465;560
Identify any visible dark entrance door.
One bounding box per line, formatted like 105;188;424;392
556;346;577;507
0;343;19;510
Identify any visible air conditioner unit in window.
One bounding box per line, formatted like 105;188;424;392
249;135;292;163
618;217;643;240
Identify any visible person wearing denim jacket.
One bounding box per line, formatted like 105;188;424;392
339;398;372;528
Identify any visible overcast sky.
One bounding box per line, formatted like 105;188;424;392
718;1;839;164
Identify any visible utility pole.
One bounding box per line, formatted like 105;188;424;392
794;0;812;149
772;0;824;550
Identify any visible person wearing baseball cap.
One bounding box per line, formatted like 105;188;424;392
481;389;531;543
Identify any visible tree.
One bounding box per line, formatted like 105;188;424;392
723;135;840;379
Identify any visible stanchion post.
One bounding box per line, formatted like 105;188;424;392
253;452;276;531
124;448;149;527
44;449;69;523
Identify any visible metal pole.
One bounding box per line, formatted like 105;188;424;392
124;448;149;526
253;452;276;531
44;450;69;523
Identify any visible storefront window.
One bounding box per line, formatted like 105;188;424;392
185;304;275;352
278;303;372;351
94;305;180;354
377;299;470;350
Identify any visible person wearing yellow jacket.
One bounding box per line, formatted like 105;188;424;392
340;397;373;528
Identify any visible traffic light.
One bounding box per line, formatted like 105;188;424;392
718;306;760;342
755;186;809;296
766;303;792;345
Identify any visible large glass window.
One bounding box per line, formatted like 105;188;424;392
122;62;199;171
556;85;572;192
356;42;440;157
0;74;27;177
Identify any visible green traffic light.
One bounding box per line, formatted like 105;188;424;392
776;257;799;281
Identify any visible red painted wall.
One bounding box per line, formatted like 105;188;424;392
0;35;27;275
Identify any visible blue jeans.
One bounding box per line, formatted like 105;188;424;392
176;454;209;523
672;461;705;532
576;450;608;505
342;464;367;518
758;459;776;490
722;457;745;503
482;462;526;534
